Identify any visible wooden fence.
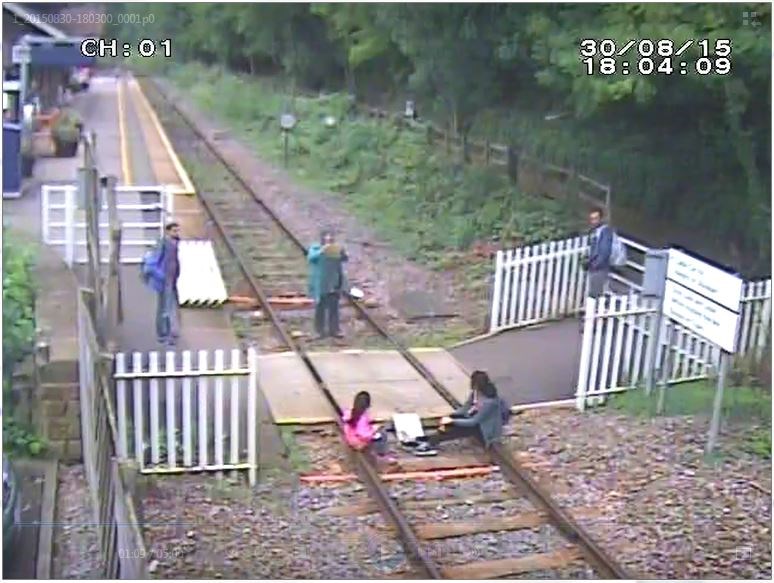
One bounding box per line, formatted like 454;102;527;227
357;104;612;215
576;281;772;408
113;348;259;485
78;289;148;578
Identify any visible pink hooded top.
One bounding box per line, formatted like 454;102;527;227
341;407;376;448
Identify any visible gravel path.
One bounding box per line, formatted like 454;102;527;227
139;405;771;579
141;476;404;578
509;408;772;579
52;465;102;579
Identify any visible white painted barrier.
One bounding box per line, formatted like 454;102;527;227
177;240;229;307
42;183;174;264
575;279;772;410
114;348;258;485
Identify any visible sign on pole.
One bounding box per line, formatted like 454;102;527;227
662;248;743;455
12;44;31;65
663;248;742;353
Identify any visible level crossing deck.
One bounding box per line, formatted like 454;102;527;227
259;348;472;424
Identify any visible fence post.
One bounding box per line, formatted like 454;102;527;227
575;297;596;411
64;185;76;267
248;346;258;486
489;251;504;332
506;146;519;183
756;280;772;362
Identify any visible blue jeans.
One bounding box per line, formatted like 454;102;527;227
156;282;179;342
371;431;388;455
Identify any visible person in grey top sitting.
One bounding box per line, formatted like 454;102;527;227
411;370;510;456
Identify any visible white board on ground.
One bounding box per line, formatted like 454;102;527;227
667;248;743;312
392;413;425;443
663;281;740;352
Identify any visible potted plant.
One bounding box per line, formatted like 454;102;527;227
51;109;81;157
20;132;34;178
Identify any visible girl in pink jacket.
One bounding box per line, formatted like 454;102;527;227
341;391;391;459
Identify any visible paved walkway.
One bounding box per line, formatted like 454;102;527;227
450;319;582;407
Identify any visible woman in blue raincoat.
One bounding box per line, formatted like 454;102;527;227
307;229;348;339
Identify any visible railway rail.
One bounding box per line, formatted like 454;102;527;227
139;74;631;580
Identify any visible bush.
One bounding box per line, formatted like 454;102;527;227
2;231;36;380
2;231;44;457
51;109;82;143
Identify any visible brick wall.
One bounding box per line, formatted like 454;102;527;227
35;361;82;461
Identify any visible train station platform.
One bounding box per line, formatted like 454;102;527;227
72;74;233;354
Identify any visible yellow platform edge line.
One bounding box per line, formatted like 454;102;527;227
130;76;196;196
117;78;133;186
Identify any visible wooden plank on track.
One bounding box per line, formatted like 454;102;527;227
393;454;489;473
441;547;583;579
415;506;601;540
320;492;515;517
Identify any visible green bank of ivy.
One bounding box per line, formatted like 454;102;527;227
2;230;45;457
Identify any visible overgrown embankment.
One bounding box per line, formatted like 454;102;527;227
152;62;581;263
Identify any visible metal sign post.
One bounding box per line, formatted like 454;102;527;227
706;351;730;455
12;42;31;114
641;249;670;395
280;113;296;167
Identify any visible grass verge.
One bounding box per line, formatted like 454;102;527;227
609;381;771;459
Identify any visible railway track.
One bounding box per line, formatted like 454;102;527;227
139;75;631;579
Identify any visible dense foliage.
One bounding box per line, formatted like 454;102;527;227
113;3;771;272
2;230;45;457
3;231;36;379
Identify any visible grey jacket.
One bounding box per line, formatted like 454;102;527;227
450;392;508;447
588;224;613;272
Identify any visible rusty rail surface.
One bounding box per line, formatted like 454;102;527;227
142;75;631;580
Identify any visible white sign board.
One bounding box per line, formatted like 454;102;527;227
663;280;740;352
12;45;30;65
667;248;743;312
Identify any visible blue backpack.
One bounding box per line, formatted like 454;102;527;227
499;397;512;425
141;241;166;293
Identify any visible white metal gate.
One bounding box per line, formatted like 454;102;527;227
42;183;174;265
575;279;772;409
489;233;649;332
113;348;259;485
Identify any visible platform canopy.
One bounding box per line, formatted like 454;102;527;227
18;34;96;68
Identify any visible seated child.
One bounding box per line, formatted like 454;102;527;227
341;391;394;461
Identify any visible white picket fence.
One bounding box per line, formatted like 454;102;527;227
576;279;772;408
489;233;649;331
113;348;259;485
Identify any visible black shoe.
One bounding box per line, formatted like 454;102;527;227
413;442;438;457
400;440;419;452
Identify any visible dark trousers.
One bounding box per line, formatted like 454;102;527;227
315;292;340;337
423;424;481;446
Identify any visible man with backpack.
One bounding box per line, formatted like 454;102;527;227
142;222;182;346
582;206;626;298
